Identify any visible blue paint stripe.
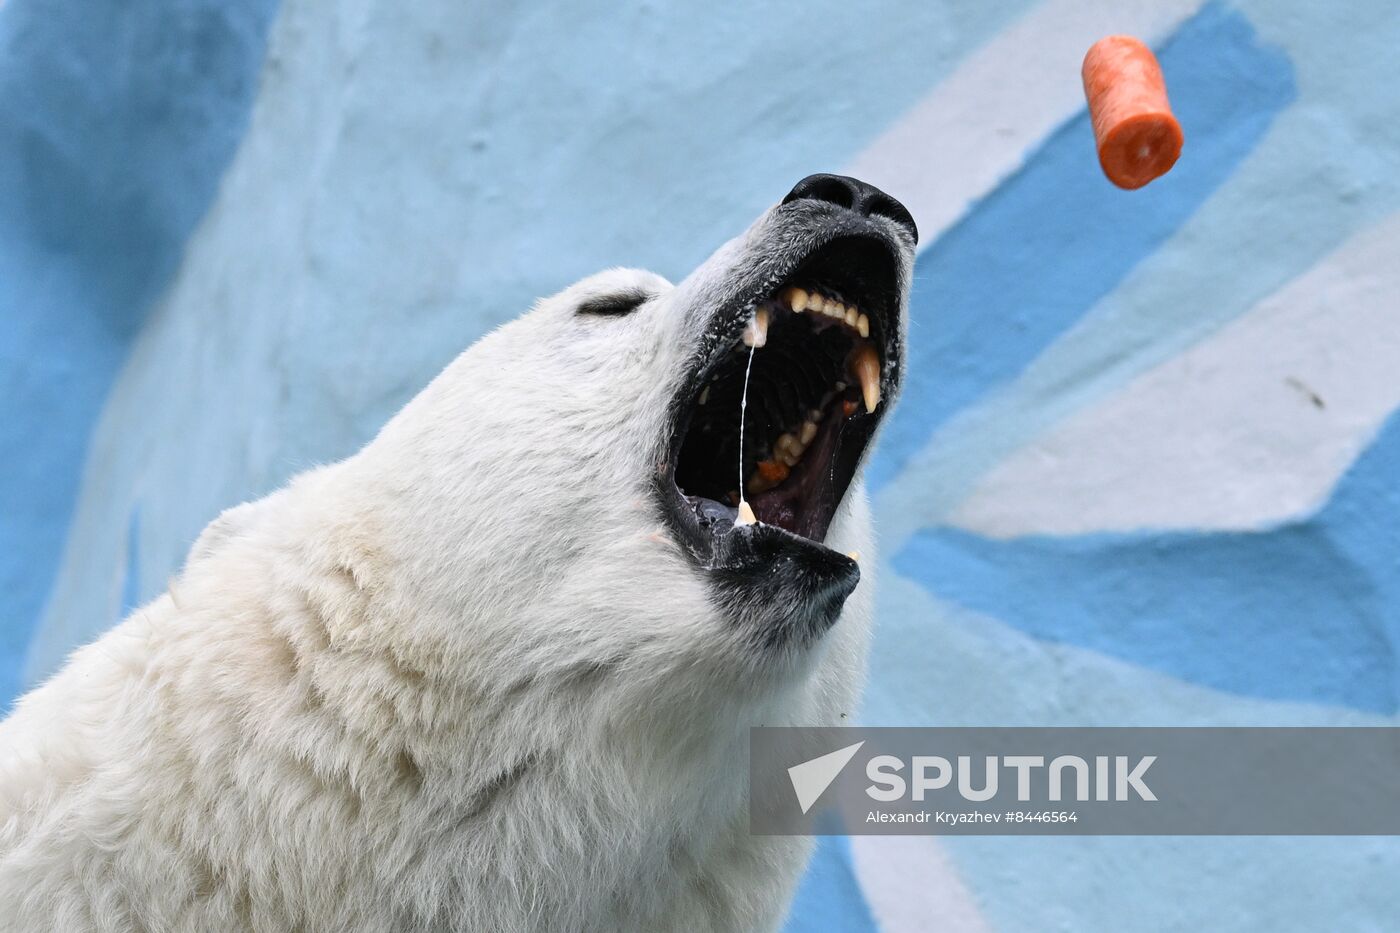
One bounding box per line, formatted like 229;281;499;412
869;3;1296;490
0;0;280;706
894;409;1400;714
783;831;880;933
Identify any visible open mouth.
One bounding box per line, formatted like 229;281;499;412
665;234;902;556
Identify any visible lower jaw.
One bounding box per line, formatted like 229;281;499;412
704;516;862;648
660;408;875;647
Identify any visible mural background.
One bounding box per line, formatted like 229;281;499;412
4;0;1399;928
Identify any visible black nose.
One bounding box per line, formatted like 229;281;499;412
782;173;918;244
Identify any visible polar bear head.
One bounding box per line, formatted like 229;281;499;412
338;174;916;711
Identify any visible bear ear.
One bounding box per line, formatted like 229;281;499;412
577;288;651;317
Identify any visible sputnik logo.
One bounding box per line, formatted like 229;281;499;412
787;741;865;814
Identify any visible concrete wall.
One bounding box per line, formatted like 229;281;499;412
4;0;1399;928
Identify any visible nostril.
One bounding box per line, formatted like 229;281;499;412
782;174;856;210
782;174;918;245
865;193;919;245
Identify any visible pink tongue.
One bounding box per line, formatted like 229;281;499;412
749;493;798;531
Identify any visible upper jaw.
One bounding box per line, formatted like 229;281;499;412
685;201;911;396
653;203;911;598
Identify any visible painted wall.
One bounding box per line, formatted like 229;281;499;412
3;0;1399;929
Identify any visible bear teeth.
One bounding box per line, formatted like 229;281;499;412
780;285;869;339
851;344;881;414
729;283;886;493
711;280;886;499
745;414;825;494
741;307;769;348
780;284;882;414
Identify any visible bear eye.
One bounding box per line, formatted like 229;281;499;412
577;289;651;317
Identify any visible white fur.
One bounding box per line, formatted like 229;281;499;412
0;205;906;931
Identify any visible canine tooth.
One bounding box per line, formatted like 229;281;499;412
847;550;860;562
845;308;858;328
799;420;818;446
785;286;809;313
742;307;770;348
852;344;881;413
856;313;870;338
736;500;758;526
698;385;711;405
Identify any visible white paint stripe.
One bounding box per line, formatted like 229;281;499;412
950;211;1400;537
844;0;1201;246
840;14;1192;927
850;835;994;933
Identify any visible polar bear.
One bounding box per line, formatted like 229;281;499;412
0;174;915;932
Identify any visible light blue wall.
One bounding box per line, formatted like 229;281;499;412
4;0;1399;929
0;0;279;701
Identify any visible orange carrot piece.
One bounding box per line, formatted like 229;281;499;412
1082;36;1183;190
756;459;789;483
